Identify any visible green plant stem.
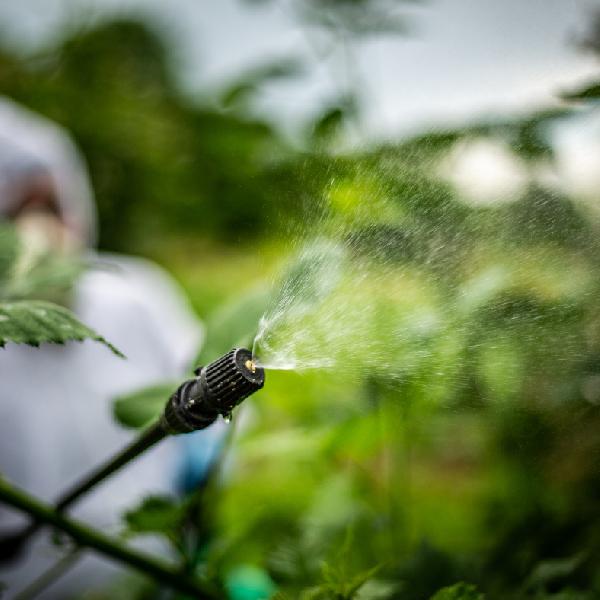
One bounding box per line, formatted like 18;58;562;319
4;422;166;556
0;478;214;598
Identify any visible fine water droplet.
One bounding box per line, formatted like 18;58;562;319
251;223;413;376
223;412;232;424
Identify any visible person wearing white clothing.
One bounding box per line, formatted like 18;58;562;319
0;97;220;597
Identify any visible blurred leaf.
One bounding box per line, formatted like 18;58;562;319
1;18;292;249
0;300;123;356
354;579;398;600
0;223;19;292
523;553;586;593
197;286;270;365
123;495;186;535
5;10;600;600
310;97;357;142
113;383;175;429
429;582;484;599
7;254;85;303
300;0;411;37
0;222;83;304
462;109;568;161
220;58;303;109
561;81;600;101
396;131;463;162
337;564;382;598
312;108;345;141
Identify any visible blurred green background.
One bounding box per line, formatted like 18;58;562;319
3;2;600;598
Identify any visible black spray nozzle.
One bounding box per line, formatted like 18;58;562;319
161;347;265;434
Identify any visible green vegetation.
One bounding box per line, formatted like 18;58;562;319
0;224;121;354
2;6;600;600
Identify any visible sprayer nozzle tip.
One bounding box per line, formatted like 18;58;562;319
245;359;257;373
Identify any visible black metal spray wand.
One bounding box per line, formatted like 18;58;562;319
0;347;265;563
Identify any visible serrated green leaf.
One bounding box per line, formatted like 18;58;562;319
429;582;484;600
123;495;186;535
113;382;175;429
0;300;123;357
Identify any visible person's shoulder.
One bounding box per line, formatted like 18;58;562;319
92;253;187;298
76;252;203;373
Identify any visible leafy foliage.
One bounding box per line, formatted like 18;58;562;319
219;58;303;110
122;494;192;561
297;0;411;37
4;5;600;600
429;583;484;600
0;19;297;251
0;300;122;356
522;553;587;596
113;383;175;429
123;495;187;536
0;223;19;290
561;80;600;101
0;223;122;355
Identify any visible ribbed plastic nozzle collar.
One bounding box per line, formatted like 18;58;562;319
204;348;265;413
161;348;265;434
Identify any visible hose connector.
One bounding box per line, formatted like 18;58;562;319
161;348;265;434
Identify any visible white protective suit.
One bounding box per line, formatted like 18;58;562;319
0;98;217;597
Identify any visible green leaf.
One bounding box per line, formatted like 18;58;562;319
6;254;84;303
113;382;175;429
523;553;585;592
220;58;303;108
344;565;382;598
0;300;123;357
0;223;83;303
355;579;398;600
300;2;410;37
561;81;600;101
322;563;382;599
197;286;270;366
429;583;484;600
310;97;357;142
123;495;186;535
0;224;19;292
